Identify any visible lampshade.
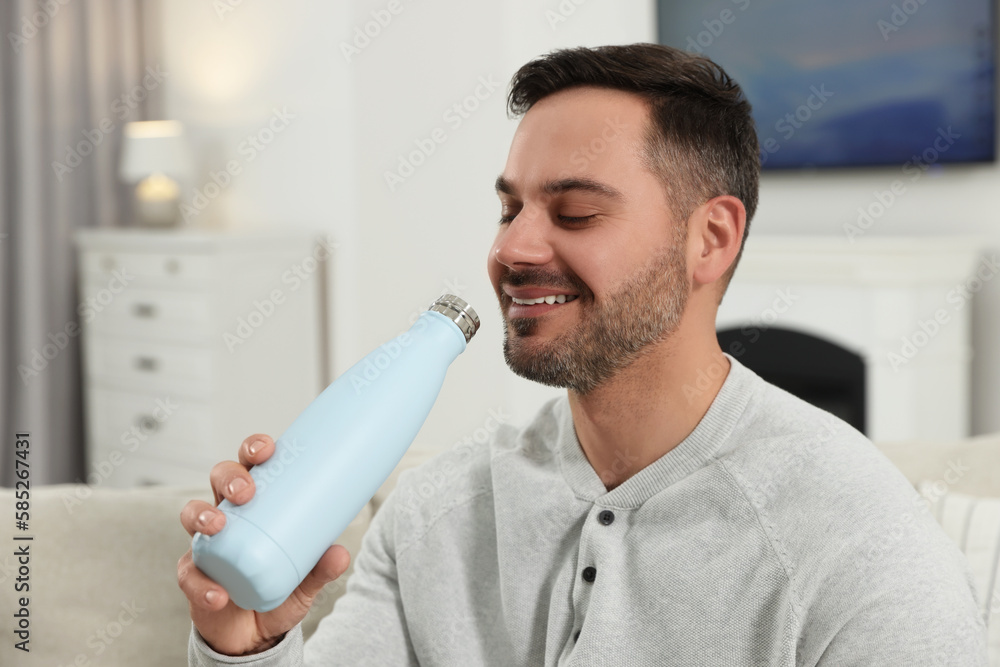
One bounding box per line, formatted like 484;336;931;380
118;120;192;182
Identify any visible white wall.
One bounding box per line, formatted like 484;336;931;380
756;166;1000;436
158;0;653;454
158;0;1000;446
159;0;361;387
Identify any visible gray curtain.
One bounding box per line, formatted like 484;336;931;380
0;0;160;486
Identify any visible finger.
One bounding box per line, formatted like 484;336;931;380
177;550;230;611
238;433;275;468
209;460;256;507
180;500;227;537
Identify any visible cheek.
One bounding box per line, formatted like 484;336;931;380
559;236;616;290
560;233;645;297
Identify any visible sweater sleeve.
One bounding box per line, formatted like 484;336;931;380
188;486;417;666
188;623;305;666
301;484;418;665
804;519;990;666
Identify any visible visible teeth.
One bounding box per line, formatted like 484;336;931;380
510;294;577;305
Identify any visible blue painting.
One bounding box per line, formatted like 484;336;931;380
657;0;995;169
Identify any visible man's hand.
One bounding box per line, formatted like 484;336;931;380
176;434;351;656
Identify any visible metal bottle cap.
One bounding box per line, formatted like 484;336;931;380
428;294;480;343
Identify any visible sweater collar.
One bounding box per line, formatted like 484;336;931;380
555;353;756;508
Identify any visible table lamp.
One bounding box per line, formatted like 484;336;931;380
119;120;192;227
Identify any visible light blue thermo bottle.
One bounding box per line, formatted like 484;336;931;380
191;294;479;612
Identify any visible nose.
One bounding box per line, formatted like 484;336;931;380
491;209;554;269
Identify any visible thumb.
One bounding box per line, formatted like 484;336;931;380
297;544;352;602
255;545;352;641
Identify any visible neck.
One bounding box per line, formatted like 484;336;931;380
567;324;731;491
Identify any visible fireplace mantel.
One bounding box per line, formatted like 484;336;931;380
718;235;986;442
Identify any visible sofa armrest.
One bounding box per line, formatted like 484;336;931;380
0;483;371;665
875;431;1000;496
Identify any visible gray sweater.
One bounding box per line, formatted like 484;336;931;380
190;355;989;665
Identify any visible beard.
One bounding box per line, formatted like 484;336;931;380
500;234;689;395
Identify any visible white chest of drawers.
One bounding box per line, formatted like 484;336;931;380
74;228;331;487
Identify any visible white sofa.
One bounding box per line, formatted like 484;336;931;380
1;437;998;666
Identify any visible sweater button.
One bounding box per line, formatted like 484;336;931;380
598;510;615;525
582;566;596;583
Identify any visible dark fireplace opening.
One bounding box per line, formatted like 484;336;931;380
717;327;866;435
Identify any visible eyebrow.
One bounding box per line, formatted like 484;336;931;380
494;175;625;203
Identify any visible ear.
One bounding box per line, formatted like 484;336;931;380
688;195;746;288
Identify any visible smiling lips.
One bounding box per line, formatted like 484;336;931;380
511;294;578;305
503;288;580;317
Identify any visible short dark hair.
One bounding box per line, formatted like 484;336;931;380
507;43;759;295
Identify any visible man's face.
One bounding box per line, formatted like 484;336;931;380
488;86;691;394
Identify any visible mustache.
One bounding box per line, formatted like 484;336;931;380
500;267;590;295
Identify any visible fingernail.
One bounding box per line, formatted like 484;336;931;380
227;478;248;496
247;439;265;456
205;590;220;606
197;510;215;527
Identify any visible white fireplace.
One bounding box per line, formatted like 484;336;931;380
717;235;986;442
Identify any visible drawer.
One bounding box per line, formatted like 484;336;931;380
105;453;214;489
82;249;214;286
86;387;219;471
85;337;214;398
82;284;214;343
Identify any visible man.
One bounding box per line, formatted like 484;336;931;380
180;44;988;665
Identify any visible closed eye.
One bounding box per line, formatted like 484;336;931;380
558;215;596;225
496;212;596;225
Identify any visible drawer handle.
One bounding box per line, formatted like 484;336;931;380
134;356;159;372
100;256;117;271
164;258;181;275
132;303;157;318
135;414;160;433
